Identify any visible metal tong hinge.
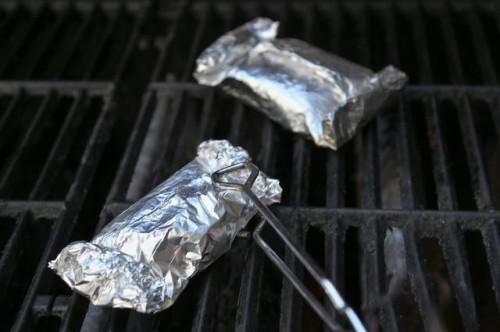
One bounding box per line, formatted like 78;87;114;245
212;162;366;332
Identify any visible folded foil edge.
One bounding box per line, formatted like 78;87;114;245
194;17;279;86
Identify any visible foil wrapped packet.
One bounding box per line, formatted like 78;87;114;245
49;140;282;313
194;18;408;150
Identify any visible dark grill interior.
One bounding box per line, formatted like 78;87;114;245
0;1;499;331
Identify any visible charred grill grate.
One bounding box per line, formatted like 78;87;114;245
0;1;499;331
0;2;148;81
0;82;116;331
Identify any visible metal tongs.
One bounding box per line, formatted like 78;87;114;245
212;162;367;332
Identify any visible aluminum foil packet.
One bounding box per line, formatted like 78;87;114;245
49;140;282;313
194;18;408;150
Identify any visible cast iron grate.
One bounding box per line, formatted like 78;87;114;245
0;81;117;331
0;82;114;200
0;0;499;331
0;1;499;85
153;1;500;85
21;84;499;332
0;2;151;81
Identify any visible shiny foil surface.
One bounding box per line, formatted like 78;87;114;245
49;140;282;313
194;18;408;150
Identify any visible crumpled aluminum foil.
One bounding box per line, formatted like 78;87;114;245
49;140;282;313
194;18;408;150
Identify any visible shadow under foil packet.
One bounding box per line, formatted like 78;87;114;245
194;18;408;150
49;140;281;313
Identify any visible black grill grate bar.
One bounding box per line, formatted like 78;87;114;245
151;0;189;82
92;205;500;232
58;294;87;331
325;0;345;203
0;201;65;220
323;0;345;309
377;296;399;332
359;124;388;331
438;5;465;84
412;5;433;82
32;295;54;319
11;89;115;332
494;97;500;137
256;117;276;174
0;81;114;94
52;4;96;79
302;4;314;42
114;7;147;82
325;150;346;328
326;3;341;53
480;221;500;311
302;208;500;229
228;102;245;143
324;222;346;331
0;212;34;299
409;91;481;330
360;220;392;331
0;6;43;76
495;2;500;63
103;89;156;204
440;223;478;331
234;245;266;332
357;3;371;66
149;92;184;187
381;4;400;66
398;96;422;209
279;213;305;332
357;10;399;330
180;3;209;82
29;92;87;200
0;91;59;198
0;88;23;135
361;124;381;209
325;152;344;209
190;271;217;332
398;92;436;330
426;96;458;210
402;223;434;332
456;96;495;210
17;7;69;79
0;4;19;37
463;8;498;84
83;8;121;80
80;306;113;332
197;89;216;141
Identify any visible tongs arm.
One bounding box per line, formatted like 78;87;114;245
212;162;366;332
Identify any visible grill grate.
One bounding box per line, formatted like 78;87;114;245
2;1;500;85
0;2;150;81
0;1;499;331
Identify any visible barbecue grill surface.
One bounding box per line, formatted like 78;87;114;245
0;1;499;331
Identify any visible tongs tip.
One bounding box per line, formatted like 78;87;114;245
211;161;260;191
